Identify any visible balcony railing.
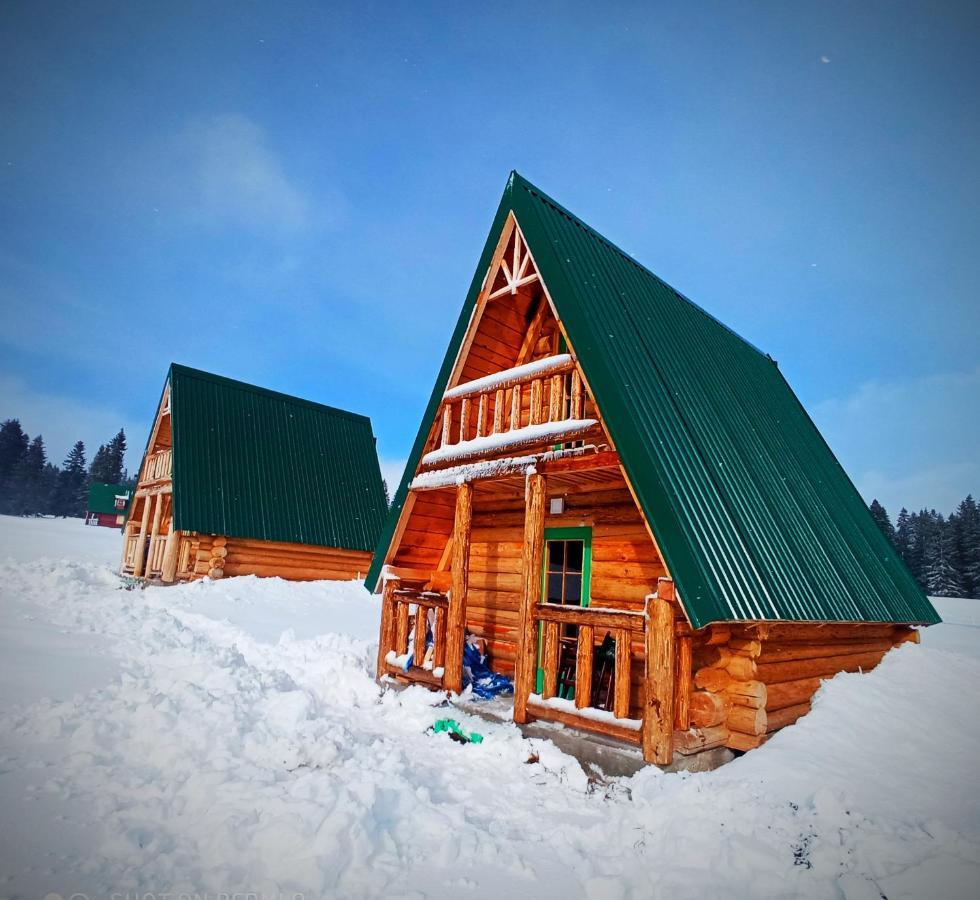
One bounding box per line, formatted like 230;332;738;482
419;354;599;470
144;448;172;483
528;603;646;742
378;587;450;687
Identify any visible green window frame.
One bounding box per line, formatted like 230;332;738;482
536;525;593;693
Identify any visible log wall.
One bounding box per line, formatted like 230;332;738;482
688;622;918;752
180;533;371;582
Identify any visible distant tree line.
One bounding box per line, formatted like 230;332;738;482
869;496;979;599
0;419;133;518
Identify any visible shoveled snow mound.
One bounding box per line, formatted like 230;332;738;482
0;517;978;898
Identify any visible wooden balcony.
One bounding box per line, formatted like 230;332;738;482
527;603;645;744
419;354;600;471
143;448;172;483
377;586;450;688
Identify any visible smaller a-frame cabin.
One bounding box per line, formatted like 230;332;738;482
368;172;940;765
121;364;387;584
86;482;131;528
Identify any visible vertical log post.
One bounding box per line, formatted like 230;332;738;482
376;579;397;680
395;600;410;655
574;624;595;709
131;495;152;577
642;578;677;765
433;607;447;670
160;518;180;584
145;492;163;576
414;604;428;668
493;389;504;434
675;631;693;730
514;473;546;724
613;628;631;718
542;621;559;699
444;483;472;694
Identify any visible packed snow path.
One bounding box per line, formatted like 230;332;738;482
0;516;978;899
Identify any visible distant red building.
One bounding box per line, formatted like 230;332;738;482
86;483;131;528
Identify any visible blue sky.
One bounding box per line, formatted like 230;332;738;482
1;1;977;516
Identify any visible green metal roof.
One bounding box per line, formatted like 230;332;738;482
367;172;939;628
87;482;131;515
167;364;388;551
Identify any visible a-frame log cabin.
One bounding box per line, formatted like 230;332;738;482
368;172;940;765
122;364;388;585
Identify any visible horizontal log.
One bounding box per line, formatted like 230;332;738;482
672;725;730;756
689;691;729;728
756;649;888;684
722;680;767;706
756;638;894;664
766;702;811;732
526;700;641;745
533;603;644;631
693;667;733;692
765;677;824;711
727;638;761;657
726;704;767;736
726;731;767;752
744;623;902;643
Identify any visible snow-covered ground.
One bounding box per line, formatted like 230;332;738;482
0;515;978;899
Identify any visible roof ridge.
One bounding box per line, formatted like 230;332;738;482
509;171;771;361
168;363;372;424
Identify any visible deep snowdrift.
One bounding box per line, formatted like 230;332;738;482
0;516;978;899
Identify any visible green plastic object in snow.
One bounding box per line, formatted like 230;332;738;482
431;718;483;744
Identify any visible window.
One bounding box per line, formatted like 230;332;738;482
541;526;592;608
537;526;592;695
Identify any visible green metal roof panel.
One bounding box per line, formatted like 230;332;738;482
169;364;387;551
367;172;939;628
87;482;131;515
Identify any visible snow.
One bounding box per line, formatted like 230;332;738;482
420;418;598;467
1;514;978;898
443;354;573;400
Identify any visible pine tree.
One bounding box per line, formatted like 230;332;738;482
90;443;112;483
951;495;980;599
0;419;30;513
895;508;913;566
52;441;88;518
10;435;47;515
922;513;964;598
106;429;127;484
868;499;895;545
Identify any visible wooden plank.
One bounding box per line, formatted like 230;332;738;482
414;604;428;668
160;520;180;584
570;370;583;419
376;580;397;680
575;624;594;709
130;496;152;578
515;296;547;366
530;378;543;425
549;373;563;422
444;483;473;693
675;633;692;730
643;579;677;765
513;473;546;724
542;621;559;699
493;389;504;433
395;601;410;655
441;405;452;448
533;603;645;631
526;698;641;745
433;606;447;670
613;628;631;718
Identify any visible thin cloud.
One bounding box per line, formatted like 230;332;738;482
811;366;980;515
158;113;311;232
0;374;146;474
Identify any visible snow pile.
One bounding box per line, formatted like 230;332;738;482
421;418;598;466
1;516;978;898
443;354;573;400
